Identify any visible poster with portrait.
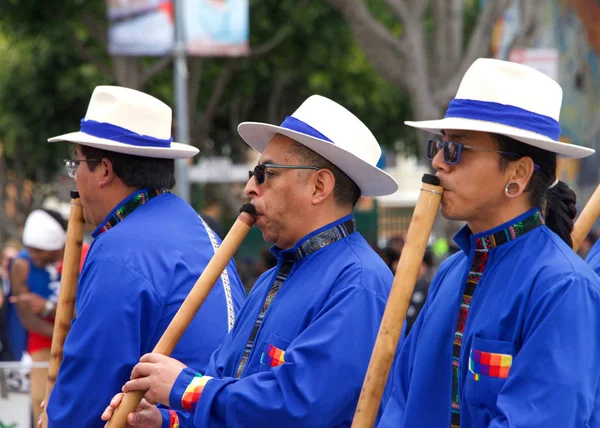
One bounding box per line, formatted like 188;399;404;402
106;0;249;56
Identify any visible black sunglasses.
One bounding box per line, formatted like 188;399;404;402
249;163;319;185
426;138;523;165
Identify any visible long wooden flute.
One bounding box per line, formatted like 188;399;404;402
105;204;257;428
41;190;85;428
572;182;600;252
352;174;443;427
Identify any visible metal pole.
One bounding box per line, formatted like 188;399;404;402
173;0;190;202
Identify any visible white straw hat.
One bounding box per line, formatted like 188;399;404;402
405;58;594;159
238;95;398;196
48;86;198;159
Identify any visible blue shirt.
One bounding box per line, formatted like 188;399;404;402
47;190;246;427
165;214;397;427
585;239;600;276
378;209;600;427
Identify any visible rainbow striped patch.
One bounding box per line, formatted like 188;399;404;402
181;374;212;411
469;348;512;380
168;409;179;428
260;344;286;368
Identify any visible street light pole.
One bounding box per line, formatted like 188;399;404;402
173;0;190;202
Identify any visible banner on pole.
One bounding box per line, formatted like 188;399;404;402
106;0;249;57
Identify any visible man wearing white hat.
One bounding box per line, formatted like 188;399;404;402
378;58;600;427
44;86;246;427
102;95;400;427
8;209;66;424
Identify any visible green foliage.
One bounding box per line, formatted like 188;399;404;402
0;0;413;181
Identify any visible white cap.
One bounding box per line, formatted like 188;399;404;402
22;210;67;251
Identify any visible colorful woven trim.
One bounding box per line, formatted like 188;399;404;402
260;344;286;368
289;218;355;261
469;349;512;381
168;410;179;428
96;188;169;236
450;210;544;425
181;374;212;412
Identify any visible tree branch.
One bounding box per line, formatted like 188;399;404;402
432;0;509;105
81;12;108;46
384;0;412;23
431;0;449;84
194;60;240;141
70;35;114;79
140;55;173;87
249;26;290;57
448;0;463;69
326;0;410;88
411;0;430;18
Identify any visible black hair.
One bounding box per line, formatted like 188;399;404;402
42;209;67;231
287;141;361;207
79;145;176;189
493;134;576;246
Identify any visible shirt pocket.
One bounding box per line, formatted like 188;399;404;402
257;332;291;372
464;335;515;412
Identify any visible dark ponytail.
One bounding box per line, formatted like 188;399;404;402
544;181;577;247
493;134;576;246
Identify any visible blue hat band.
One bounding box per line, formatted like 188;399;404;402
444;99;560;141
280;116;334;144
79;119;173;148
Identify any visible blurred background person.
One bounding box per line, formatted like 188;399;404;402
8;209;66;424
0;240;20;361
405;248;434;334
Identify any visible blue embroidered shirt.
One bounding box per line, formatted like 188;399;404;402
164;214;397;427
47;189;246;427
378;208;600;427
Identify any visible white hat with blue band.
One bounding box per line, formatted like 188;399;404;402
405;58;594;159
238;95;398;197
48;85;199;159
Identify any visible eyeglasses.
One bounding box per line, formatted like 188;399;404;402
63;159;101;178
249;163;319;185
426;138;522;165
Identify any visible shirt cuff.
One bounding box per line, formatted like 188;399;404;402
160;408;180;428
169;367;213;414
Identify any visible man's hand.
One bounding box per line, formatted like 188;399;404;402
10;292;49;316
101;393;162;428
122;353;187;407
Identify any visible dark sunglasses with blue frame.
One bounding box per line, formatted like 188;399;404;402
249;163;320;185
426;138;532;167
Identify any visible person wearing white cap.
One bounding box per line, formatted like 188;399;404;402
102;95;400;427
8;209;66;424
378;58;600;427
44;86;246;428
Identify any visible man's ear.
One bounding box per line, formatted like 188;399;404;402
98;158;116;188
505;156;535;198
311;169;335;205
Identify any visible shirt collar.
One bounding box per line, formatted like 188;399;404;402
454;207;545;254
92;188;169;238
271;213;356;262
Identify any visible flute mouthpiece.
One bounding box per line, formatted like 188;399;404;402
421;174;440;186
239;204;257;217
70;190;80;199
